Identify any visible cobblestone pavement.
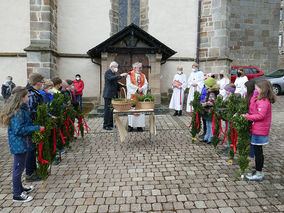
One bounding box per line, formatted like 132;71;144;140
0;97;283;213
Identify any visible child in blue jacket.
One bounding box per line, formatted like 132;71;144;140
0;86;43;202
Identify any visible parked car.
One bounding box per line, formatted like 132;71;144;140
253;69;284;95
230;66;264;83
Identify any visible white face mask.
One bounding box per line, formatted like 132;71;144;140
192;68;197;72
114;67;118;72
177;71;182;74
76;77;80;81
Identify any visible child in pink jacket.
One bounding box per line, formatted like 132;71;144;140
243;80;276;181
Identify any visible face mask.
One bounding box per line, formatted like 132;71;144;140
40;84;44;90
220;74;224;79
76;77;80;81
177;71;182;74
47;89;54;94
237;72;242;77
192;68;196;72
114;68;118;72
71;86;74;90
253;90;259;96
6;80;11;84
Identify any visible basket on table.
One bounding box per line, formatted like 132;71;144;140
111;88;132;111
135;98;154;110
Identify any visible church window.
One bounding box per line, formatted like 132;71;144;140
118;0;141;31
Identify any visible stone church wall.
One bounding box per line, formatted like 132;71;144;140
199;0;231;75
229;0;280;73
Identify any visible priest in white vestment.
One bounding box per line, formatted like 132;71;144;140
126;62;148;132
169;66;187;116
186;63;204;112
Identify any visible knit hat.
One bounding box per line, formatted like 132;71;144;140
224;84;236;93
204;77;215;87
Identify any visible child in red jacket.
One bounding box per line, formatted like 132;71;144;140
73;74;84;110
243;80;276;181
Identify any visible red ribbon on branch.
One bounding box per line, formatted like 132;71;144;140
69;117;80;136
82;117;89;133
64;121;71;137
218;117;222;138
211;113;215;136
196;111;200;130
38;142;49;164
52;127;56;154
230;123;238;153
59;129;66;144
188;110;200;130
220;120;229;145
78;114;83;132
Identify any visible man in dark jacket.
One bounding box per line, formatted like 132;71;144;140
1;76;16;103
103;61;128;130
25;73;45;182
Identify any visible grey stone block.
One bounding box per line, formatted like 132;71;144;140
214;29;227;37
41;53;51;62
212;37;227;47
31;39;50;45
27;52;42;62
30;5;41;11
42;5;52;11
212;0;222;9
31;22;51;31
212;9;227;21
209;48;220;57
200;37;208;43
41;12;51;22
40;32;51;39
38;68;51;79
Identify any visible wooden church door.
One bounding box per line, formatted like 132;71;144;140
115;54;149;98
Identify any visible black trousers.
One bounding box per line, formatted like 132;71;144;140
202;117;207;134
103;98;113;128
254;145;264;172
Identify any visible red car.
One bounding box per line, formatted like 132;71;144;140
230;66;264;83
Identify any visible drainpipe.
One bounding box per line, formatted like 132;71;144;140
196;0;202;64
91;58;102;97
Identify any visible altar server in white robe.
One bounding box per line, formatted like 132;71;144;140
169;66;187;116
126;62;148;132
186;63;204;112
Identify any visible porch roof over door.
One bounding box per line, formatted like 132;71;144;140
87;23;176;61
